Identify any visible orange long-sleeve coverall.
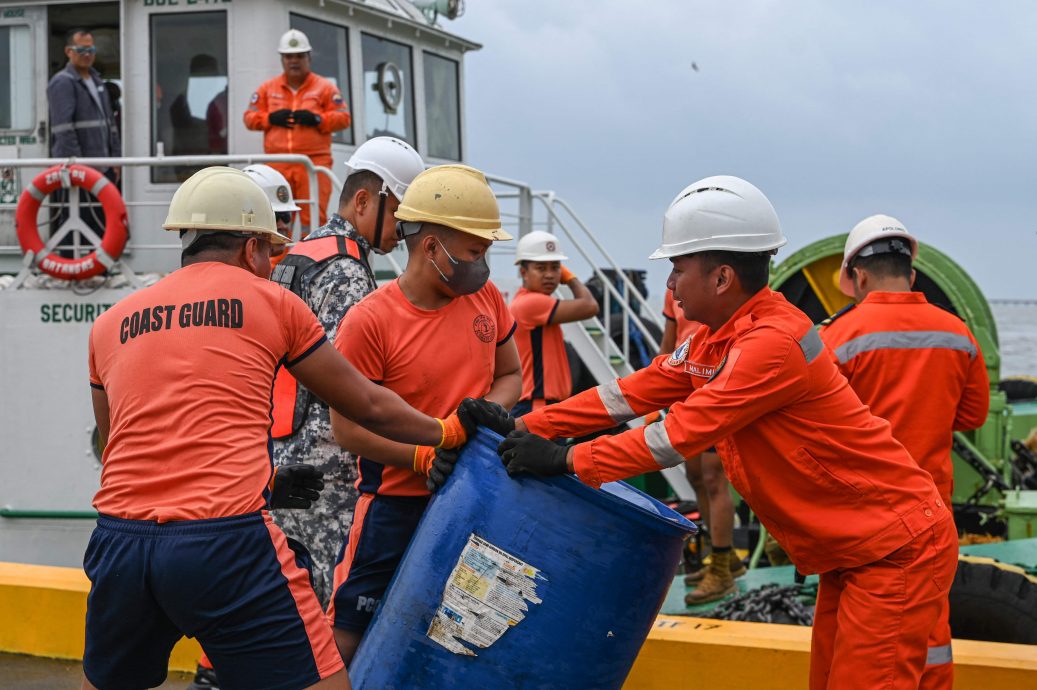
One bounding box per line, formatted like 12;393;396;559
244;72;351;230
521;287;958;690
818;290;990;690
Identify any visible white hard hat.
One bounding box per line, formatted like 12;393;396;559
514;231;568;264
162;166;289;245
344;137;425;201
649;175;786;260
839;214;917;296
278;29;311;55
242;164;300;212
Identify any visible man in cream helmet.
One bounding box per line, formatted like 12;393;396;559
463;176;957;690
82;166;473;690
267;137;426;612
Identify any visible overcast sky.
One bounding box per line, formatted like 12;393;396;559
449;1;1037;301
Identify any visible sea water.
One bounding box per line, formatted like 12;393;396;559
992;301;1037;378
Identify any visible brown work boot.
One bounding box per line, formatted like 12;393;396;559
684;550;737;605
683;551;746;586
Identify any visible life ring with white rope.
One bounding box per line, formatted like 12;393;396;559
15;164;128;280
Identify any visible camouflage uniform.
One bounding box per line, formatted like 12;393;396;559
272;214;376;606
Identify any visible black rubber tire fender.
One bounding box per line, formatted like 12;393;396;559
998;376;1037;402
949;555;1037;644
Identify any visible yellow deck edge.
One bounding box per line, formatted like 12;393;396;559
2;562;1035;686
625;615;1037;689
0;562;201;672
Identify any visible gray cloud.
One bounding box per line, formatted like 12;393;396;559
452;1;1037;301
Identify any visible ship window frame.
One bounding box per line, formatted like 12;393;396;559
148;9;230;185
289;12;354;146
360;31;416;147
0;23;35;133
422;49;461;161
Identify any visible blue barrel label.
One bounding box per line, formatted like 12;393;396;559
426;534;545;656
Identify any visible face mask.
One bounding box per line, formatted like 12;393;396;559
430;239;490;295
370;188;390;255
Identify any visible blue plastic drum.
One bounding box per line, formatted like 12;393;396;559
349;428;696;689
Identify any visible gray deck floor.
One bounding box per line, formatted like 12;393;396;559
0;653;192;689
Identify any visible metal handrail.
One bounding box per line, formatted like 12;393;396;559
549;195;664;332
0;153;333;245
533;196;661;359
483;171;662;369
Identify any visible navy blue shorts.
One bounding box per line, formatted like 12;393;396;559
83;511;342;690
327;493;429;632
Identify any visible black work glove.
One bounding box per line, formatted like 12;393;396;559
458;397;515;437
497;430;569;478
426;447;461;493
268;109;294;127
292;109;321;127
269;463;324;509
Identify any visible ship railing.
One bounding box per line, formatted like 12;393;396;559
0;154;337;288
485;173;663;371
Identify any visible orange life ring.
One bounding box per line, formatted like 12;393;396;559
15;164;128;280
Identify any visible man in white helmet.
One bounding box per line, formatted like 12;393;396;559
819;214;990;690
509;231;598;415
326;164;521;662
462;176;957;690
267;137;425;608
244;29;351;232
244;163;301;246
82;166;474;690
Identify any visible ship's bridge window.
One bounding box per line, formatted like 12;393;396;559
0;25;33;130
423;52;460;161
361;33;415;145
150;11;229;183
290;14;354;146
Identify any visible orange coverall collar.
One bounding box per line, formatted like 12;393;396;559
702;286;775;348
277;71;316;92
860;291;928;305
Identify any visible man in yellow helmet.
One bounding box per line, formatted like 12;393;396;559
82;167;472;690
326;164;522;662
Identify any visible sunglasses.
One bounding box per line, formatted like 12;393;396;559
275;211;293;226
69;46;97;55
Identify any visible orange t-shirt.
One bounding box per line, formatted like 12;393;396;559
335;279;516;496
88;262;326;522
662;288;702;344
509;288;572;403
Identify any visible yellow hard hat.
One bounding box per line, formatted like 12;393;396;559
162;166;289;245
394;164;512;241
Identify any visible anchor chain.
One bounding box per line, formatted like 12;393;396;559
705;583;815;626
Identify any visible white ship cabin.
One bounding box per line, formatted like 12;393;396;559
0;0;477;275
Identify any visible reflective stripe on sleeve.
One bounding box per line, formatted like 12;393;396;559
50;119;108;134
644;421;685;468
834;330;977;364
799;328;824;363
596;379;636;424
926;644;953;666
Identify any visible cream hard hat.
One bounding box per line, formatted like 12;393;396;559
839;214;917;296
162;166;289;245
278;29;311;55
344;137;425;201
395;164;512;241
242;164;300;212
514;231;568;264
650;175;786;260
